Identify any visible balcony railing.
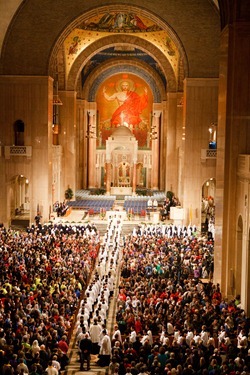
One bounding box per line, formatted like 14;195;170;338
201;148;217;161
4;146;32;159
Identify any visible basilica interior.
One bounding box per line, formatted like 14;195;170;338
0;0;250;314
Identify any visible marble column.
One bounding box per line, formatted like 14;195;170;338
132;162;137;195
87;110;96;188
151;111;161;190
214;4;250;306
106;161;111;195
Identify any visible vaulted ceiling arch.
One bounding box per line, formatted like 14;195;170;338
66;35;179;94
48;5;189;95
81;58;166;103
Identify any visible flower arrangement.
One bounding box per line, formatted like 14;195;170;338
65;186;74;201
127;208;133;221
100;207;106;220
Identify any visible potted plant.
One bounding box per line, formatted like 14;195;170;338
65;187;74;201
127;208;133;221
100;208;106;220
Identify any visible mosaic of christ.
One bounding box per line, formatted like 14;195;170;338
97;74;153;148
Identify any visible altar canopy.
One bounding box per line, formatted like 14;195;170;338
105;126;138;195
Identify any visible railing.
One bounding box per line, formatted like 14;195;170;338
4;145;32;159
201;148;217;161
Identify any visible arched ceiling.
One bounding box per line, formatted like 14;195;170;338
0;1;220;58
82;46;167;89
52;6;188;95
85;58;166;102
63;11;180;80
0;0;220;95
65;34;179;93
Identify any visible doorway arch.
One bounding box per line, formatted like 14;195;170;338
201;178;216;235
10;175;30;218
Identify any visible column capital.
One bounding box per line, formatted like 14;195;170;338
153;110;162;118
87;109;96;117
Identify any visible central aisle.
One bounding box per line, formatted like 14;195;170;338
64;215;136;375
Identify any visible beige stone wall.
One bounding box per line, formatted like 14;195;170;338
182;78;218;227
230;155;250;313
75;99;86;190
214;20;250;296
0;76;53;225
58;91;77;198
165;93;180;196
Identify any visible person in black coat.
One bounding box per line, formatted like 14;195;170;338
79;333;92;371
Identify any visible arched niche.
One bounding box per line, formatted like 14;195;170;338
66;35;178;93
13;119;25;146
201;178;216;235
10;175;30;218
85;59;166;103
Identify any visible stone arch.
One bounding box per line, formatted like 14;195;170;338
202;177;216;199
13;119;25;146
83;58;166;103
66;35;178;93
9;174;30;217
201;178;216;234
48;5;188;87
1;1;219;78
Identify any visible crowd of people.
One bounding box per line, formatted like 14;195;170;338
77;216;122;371
160;195;181;221
106;223;249;375
75;219;250;375
0;222;100;374
0;213;250;375
53;202;69;217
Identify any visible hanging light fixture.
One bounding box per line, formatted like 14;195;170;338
85;111;96;139
208;122;217;149
53;78;63;106
177;96;183;107
85;124;97;139
148;112;158;140
52;75;63;145
149;124;158;140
